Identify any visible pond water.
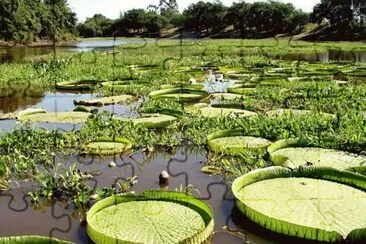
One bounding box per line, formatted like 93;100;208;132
1;39;366;64
0;147;321;244
280;49;366;63
0;39;148;63
0;86;326;244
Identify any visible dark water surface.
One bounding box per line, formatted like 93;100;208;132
1;39;366;63
0;39;148;63
279;49;366;63
0;147;319;244
0;88;317;244
0;91;139;132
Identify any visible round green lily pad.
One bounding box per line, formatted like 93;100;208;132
87;190;214;244
200;107;257;118
159;84;204;90
0;235;72;244
118;114;178;129
210;93;244;100
232;166;366;242
149;88;209;102
193;104;257;118
84;137;132;155
73;95;135;106
207;129;271;155
0;108;46;120
19;111;91;124
56;80;102;90
101;80;149;89
268;139;366;171
227;86;256;95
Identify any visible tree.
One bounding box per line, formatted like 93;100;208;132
312;0;355;31
159;0;179;18
285;10;310;34
226;1;251;33
0;0;77;43
183;1;227;32
246;1;301;35
145;12;169;34
78;14;113;37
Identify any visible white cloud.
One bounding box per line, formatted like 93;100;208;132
68;0;320;22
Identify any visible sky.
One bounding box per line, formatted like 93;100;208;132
68;0;321;22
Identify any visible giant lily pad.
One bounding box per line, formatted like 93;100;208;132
232;166;366;242
87;190;214;244
287;76;333;82
19;111;91;124
227;86;256;95
207;129;271;155
192;104;257;118
118;114;178;129
268;138;366;171
84;137;133;155
101;80;149;88
0;108;46;120
0;235;72;243
159;84;204;90
149;88;209;102
73;95;135;106
210;93;244;100
56;80;102;90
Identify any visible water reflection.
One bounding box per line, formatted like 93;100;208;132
0;39;148;63
0;88;44;113
279;49;366;63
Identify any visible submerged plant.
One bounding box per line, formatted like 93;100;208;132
30;164;94;208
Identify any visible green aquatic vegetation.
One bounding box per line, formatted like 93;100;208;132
19;111;92;124
192;104;258;118
232;166;366;242
159;83;204;90
201;165;221;175
207;129;272;156
0;235;73;244
138;99;184;117
78;112;180;148
56;79;103;90
95;176;138;200
266;109;335;119
149;88;209;102
29;164;94;208
83;137;133;155
0;162;10;190
117;114;178;129
73;105;91;113
0;124;72;178
210;93;244;101
86;190;214;244
73;95;135;106
0;108;46;120
268;138;366;171
227;86;257;95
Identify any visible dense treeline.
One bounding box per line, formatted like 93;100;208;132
77;0;366;40
78;0;310;38
0;0;76;43
310;0;366;40
1;0;366;43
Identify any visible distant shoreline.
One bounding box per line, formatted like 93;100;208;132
0;40;80;48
